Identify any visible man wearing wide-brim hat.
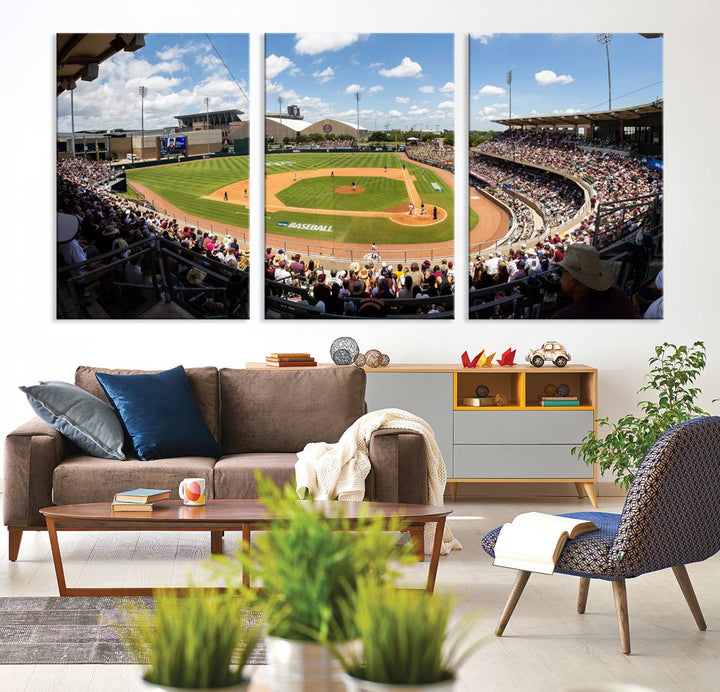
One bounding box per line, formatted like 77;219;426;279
552;243;635;319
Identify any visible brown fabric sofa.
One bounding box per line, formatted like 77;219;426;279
4;365;427;561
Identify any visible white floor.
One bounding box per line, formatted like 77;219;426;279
1;494;718;692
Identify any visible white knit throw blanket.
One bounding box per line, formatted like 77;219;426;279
295;408;462;556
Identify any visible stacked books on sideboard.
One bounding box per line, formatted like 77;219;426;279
265;353;317;367
538;396;580;407
111;488;170;512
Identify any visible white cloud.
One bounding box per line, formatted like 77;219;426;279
535;70;574;86
395;96;410;104
289;67;301;77
368;61;383;69
437;100;454;110
265;80;283;94
345;83;365;94
379;57;422;78
313;66;335;83
265;54;294;79
419;85;435;94
439;81;455;94
155;46;193;61
389;109;403;117
368;85;383;94
294;33;363;55
553;108;582;115
471;34;495;44
478;85;506;96
409;106;429;115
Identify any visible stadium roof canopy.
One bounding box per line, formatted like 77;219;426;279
57;34;146;95
492;99;663;129
266;116;308;133
175;110;244;127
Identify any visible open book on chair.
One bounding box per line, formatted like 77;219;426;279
493;512;599;575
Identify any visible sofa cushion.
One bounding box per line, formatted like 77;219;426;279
214;453;299;499
75;366;220;441
19;381;125;460
219;367;367;454
95;366;221;461
53;455;216;505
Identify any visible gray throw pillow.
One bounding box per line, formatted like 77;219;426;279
20;381;125;460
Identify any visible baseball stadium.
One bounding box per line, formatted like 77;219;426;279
56;33;252;320
467;33;663;319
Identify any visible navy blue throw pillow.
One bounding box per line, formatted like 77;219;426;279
95;366;221;460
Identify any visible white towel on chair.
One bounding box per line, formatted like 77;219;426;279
295;408;461;556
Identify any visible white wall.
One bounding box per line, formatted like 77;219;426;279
2;2;719;450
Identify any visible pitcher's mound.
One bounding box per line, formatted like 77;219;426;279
336;186;364;194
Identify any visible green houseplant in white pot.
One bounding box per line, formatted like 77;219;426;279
119;587;262;691
573;342;716;489
209;473;412;692
330;579;483;691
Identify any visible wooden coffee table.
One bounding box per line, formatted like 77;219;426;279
40;499;451;597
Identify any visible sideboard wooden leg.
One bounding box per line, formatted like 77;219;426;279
8;528;23;561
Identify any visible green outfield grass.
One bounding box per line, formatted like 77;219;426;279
126;157;250;228
276;176;408;212
124;153;454;246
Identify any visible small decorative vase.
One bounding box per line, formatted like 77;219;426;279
266;636;345;692
141;677;249;691
341;672;456;692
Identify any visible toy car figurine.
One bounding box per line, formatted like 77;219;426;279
526;341;571;368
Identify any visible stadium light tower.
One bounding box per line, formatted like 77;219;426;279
355;92;361;145
506;70;512;120
597;33;613;110
139;85;147;160
204;97;210;155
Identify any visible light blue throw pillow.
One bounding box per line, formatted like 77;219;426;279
20;381;125;460
95;365;221;461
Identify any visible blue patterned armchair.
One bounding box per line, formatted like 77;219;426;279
482;416;720;654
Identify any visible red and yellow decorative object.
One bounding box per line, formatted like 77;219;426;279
481;352;496;367
497;348;517;366
461;350;484;368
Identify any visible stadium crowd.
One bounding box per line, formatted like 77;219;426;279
57;158;249;317
266;248;454;317
404;142;454;172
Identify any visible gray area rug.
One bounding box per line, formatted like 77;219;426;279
0;597;266;665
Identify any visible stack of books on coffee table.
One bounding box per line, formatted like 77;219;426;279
111;488;170;512
265;352;317;367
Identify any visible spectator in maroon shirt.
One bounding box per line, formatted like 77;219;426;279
552;244;635;319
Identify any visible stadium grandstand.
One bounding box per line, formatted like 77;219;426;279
468;101;663;319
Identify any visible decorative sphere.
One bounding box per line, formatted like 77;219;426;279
380;353;390;367
330;337;359;365
475;384;490;398
353;353;366;367
365;349;382;368
544;383;557;396
556;383;571;396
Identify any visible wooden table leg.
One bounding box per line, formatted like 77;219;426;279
45;518;68;597
573;482;585;499
496;570;531;636
210;530;223;555
408;525;425;562
242;524;251;587
577;577;590;614
425;517;446;593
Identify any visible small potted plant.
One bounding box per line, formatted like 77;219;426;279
573;342;717;489
209;473;412;692
331;579;483;691
119;587;262;691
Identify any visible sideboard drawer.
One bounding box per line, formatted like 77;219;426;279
453;444;594;479
453;410;594;445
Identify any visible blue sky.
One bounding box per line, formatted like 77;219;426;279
57;34;249;132
265;34;455;131
470;33;663;130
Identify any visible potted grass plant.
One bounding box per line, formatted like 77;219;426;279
118;587;262;691
330;579;483;691
209;473;413;692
